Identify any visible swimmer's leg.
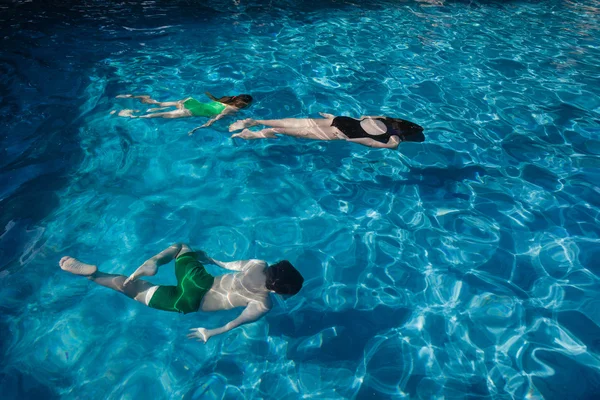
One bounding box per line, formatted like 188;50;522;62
117;109;141;118
231;128;278;139
229;118;331;132
60;256;157;306
117;109;189;119
89;271;157;305
146;106;171;112
232;127;339;141
116;94;180;107
139;109;190;119
145;100;187;113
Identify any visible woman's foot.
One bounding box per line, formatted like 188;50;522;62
59;256;97;276
118;109;139;118
229;119;257;132
231;129;276;140
231;129;256;139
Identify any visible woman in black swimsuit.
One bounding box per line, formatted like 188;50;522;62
228;113;424;149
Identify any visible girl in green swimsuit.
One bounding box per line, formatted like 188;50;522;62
115;92;253;134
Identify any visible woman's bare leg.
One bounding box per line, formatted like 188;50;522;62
117;109;190;119
116;94;181;107
139;109;189;119
146;106;172;112
59;256;157;305
229;118;333;132
232;126;340;141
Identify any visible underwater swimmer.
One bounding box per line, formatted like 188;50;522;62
59;243;303;343
229;113;424;149
115;92;253;134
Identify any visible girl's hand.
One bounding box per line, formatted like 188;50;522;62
201;119;216;128
319;112;335;119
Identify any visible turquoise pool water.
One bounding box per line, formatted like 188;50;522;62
1;0;600;398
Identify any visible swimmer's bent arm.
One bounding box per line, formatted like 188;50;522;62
188;301;270;343
196;107;236;130
124;243;184;285
345;136;400;149
207;258;267;271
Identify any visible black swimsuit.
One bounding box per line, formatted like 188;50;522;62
331;116;424;143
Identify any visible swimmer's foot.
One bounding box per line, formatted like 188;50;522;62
229;118;257;132
231;128;273;139
59;256;97;276
118;109;140;118
116;95;157;104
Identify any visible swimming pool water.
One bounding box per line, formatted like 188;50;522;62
1;0;600;398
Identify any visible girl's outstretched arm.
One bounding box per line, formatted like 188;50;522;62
188;107;237;135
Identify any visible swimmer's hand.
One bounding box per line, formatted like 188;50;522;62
124;260;158;285
188;125;205;136
187;327;211;343
188;119;216;136
319;112;335;119
200;119;216;128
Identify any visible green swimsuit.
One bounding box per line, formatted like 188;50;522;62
183;98;226;117
148;252;215;314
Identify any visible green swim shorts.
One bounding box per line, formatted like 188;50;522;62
148;252;215;314
182;98;226;117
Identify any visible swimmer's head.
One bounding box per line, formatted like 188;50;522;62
223;94;253;109
265;260;304;296
208;92;253;109
385;117;425;142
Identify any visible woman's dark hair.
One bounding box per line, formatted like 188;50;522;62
265;261;304;295
205;92;253;109
385;117;425;142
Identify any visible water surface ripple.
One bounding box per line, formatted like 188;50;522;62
1;0;600;399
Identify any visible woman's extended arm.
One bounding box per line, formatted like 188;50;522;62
344;135;401;149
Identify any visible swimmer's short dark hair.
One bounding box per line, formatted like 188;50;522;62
265;260;304;295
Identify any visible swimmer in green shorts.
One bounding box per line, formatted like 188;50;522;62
115;92;253;134
59;243;303;343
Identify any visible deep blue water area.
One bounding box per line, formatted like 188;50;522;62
1;0;600;398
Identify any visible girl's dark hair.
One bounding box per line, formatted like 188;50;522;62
265;261;304;295
385;117;425;142
205;92;253;108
